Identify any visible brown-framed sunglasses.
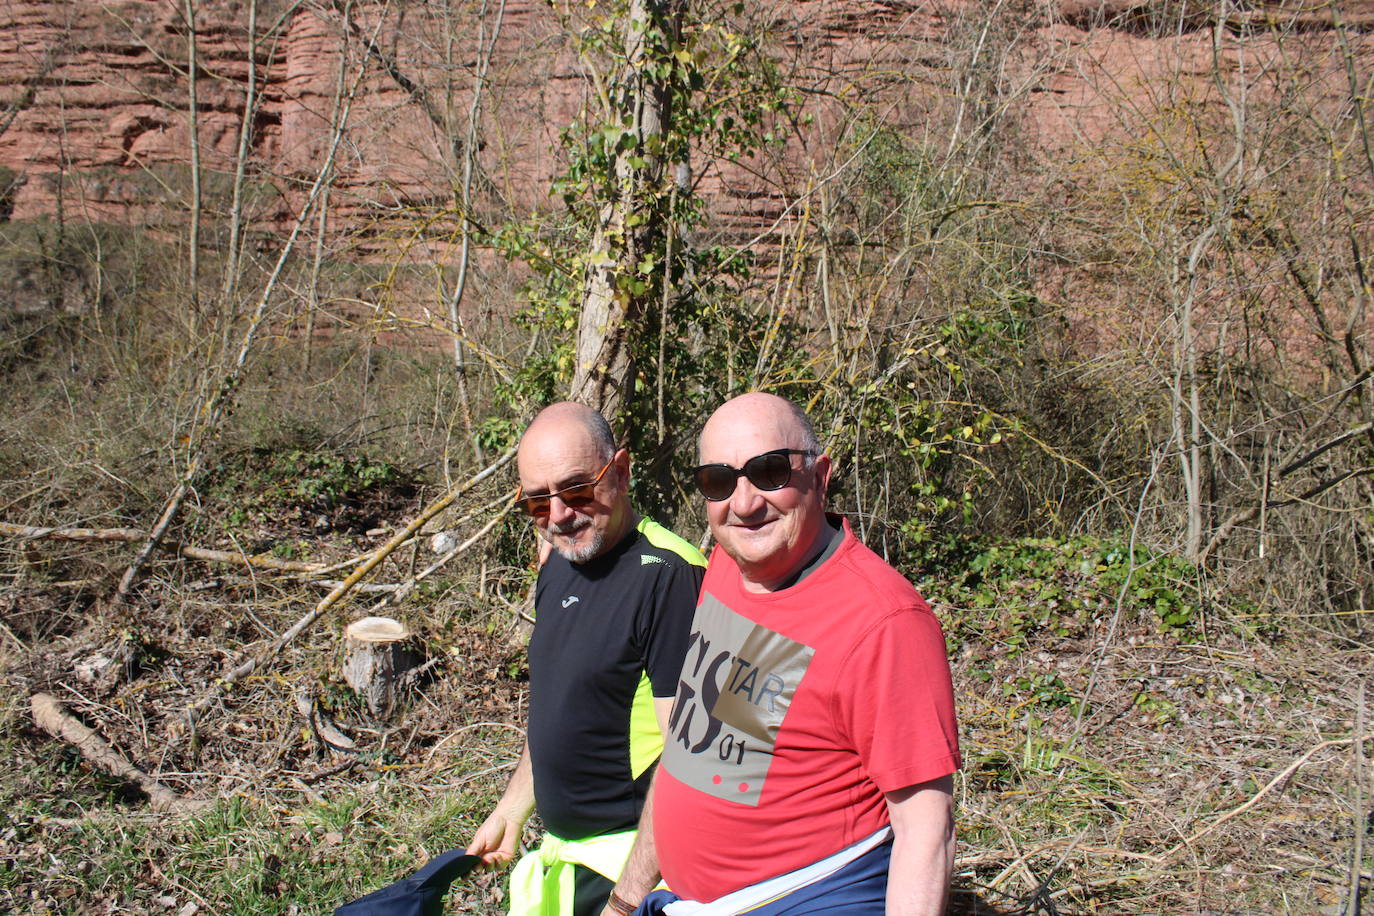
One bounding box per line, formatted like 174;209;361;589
516;456;615;517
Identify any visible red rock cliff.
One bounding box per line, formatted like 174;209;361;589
0;1;1370;237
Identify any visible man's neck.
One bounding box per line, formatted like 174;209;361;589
602;509;640;553
739;516;842;594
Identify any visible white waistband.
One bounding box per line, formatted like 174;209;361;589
663;826;893;916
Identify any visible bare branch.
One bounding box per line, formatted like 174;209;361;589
181;446;516;737
0;521;349;573
113;31;372;606
1164;732;1374;860
1279;421;1374;478
31;693;207;813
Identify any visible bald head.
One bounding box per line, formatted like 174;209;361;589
518;402;632;564
698;393;819;462
522;401;616;463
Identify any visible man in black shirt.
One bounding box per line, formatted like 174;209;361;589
466;402;705;916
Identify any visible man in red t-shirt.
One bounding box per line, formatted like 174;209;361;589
600;393;960;916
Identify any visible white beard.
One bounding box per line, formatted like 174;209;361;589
543;517;604;564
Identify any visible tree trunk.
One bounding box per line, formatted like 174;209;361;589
343;616;421;719
569;0;684;424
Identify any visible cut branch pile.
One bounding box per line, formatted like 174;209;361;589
183;446;516;733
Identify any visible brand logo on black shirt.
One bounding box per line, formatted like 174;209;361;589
561;595;580;608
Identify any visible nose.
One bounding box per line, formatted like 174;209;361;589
727;473;766;518
547;494;578;526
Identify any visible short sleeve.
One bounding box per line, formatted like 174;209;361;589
834;605;961;793
641;560;705;698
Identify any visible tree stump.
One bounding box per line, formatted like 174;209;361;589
343;616;420;719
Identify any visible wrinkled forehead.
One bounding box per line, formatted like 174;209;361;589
517;425;608;490
699;410;802;466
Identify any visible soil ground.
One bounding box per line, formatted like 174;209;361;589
0;481;1370;914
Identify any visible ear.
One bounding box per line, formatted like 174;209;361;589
611;447;632;487
812;453;833;499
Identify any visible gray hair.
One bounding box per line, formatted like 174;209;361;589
782;398;822;455
582;408;617;462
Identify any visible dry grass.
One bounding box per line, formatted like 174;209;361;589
1;505;1369;914
950;614;1371;914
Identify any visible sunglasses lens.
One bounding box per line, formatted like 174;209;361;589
520;478;602;516
520;495;551;516
694;465;739;501
745;453;793;491
693;451;806;500
558;482;597;508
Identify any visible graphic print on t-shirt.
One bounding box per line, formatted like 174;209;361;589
663;592;813;805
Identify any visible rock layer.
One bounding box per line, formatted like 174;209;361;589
0;1;1370;234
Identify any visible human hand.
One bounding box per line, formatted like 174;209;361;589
465;809;525;867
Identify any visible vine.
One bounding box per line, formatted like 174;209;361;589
485;0;800;519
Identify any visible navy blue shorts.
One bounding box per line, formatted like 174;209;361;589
637;839;892;915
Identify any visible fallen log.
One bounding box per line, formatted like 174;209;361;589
30;692;207;814
0;521;340;574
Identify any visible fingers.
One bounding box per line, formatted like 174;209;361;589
465;827;498;858
480;849;512;867
466;842;510;868
466;815;521;867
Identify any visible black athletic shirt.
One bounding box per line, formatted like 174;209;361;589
527;517;705;840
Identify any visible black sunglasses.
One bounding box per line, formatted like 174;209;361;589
691;449;816;501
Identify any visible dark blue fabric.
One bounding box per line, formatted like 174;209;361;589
634;839;891;915
333;849;480;916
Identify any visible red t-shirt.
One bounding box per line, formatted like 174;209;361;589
653;519;960;903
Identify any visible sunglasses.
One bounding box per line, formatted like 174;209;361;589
691;449;816;501
517;456;615;517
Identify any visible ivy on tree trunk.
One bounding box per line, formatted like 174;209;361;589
569;0;686;426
